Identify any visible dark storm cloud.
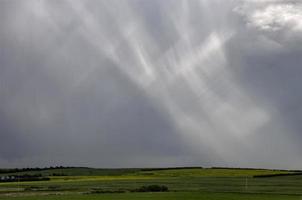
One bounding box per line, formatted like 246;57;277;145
224;0;302;168
0;0;190;168
0;0;302;169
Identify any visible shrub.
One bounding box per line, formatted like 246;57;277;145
134;185;169;192
89;189;126;194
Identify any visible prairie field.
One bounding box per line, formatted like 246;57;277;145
0;167;302;200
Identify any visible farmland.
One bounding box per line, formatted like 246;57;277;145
0;167;302;199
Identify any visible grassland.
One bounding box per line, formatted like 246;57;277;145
0;167;302;199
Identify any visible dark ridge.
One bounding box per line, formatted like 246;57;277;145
254;172;302;178
140;167;203;171
211;167;302;172
0;174;50;182
0;166;82;174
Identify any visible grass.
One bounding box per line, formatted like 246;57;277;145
0;167;302;199
136;168;295;177
0;192;300;200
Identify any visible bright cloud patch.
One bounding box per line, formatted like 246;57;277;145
236;1;302;32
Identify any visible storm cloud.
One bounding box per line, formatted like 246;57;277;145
0;0;302;169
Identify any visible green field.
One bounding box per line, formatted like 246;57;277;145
0;167;302;199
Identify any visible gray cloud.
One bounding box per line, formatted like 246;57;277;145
0;0;301;169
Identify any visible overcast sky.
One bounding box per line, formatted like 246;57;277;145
0;0;302;169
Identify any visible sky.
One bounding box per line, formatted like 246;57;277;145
0;0;302;169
